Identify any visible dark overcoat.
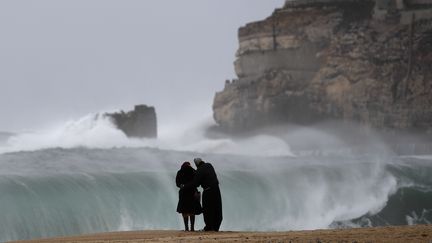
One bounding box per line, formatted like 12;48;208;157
176;165;202;214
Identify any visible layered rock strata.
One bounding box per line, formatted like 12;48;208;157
105;105;157;138
213;0;432;133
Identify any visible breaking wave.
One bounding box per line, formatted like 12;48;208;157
0;114;293;157
0;147;430;242
0;114;430;241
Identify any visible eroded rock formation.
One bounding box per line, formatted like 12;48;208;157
213;0;432;133
105;105;157;138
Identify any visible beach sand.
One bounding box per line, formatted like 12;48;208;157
9;225;432;243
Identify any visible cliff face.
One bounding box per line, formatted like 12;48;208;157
213;0;432;133
105;105;157;138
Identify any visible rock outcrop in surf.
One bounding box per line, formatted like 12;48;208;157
212;0;432;134
105;105;157;138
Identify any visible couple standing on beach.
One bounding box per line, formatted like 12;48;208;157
176;158;222;232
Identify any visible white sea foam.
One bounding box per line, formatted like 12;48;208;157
0;114;294;157
0;114;144;153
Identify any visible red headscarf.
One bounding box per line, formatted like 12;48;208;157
181;161;191;169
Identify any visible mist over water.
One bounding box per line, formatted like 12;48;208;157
0;114;293;157
0;114;431;241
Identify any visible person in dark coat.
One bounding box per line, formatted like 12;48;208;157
176;161;202;231
182;158;222;231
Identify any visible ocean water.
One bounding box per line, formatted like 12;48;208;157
0;115;431;242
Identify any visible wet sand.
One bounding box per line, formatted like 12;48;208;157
9;225;432;243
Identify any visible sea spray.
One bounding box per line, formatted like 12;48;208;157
220;157;397;230
0;114;293;157
0;115;144;153
0;115;431;241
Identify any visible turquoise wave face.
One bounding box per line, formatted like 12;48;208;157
0;147;431;242
0;172;179;241
346;162;432;227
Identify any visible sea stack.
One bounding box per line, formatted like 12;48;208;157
105;105;157;138
213;0;432;133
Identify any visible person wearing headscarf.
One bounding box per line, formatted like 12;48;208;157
176;161;202;231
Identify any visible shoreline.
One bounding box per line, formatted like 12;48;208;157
9;225;432;243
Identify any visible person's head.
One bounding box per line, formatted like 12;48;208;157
181;161;191;169
193;157;204;167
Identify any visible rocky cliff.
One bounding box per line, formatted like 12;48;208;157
105;105;157;138
213;0;432;134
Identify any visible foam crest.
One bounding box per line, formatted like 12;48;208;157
221;160;398;230
0;114;294;157
0;115;145;153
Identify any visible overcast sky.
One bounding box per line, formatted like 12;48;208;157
0;0;283;132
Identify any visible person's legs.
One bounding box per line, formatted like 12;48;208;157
190;215;195;231
182;213;189;231
204;189;221;231
213;187;223;231
202;191;213;231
